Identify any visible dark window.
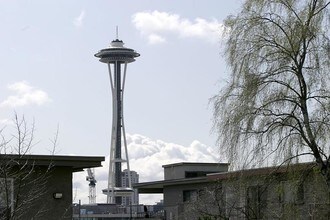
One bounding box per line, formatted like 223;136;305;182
0;178;14;216
296;182;304;204
246;185;267;219
185;172;198;178
183;190;197;202
247;186;260;218
185;171;215;178
280;181;304;204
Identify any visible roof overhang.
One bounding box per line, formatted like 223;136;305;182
134;177;209;194
207;162;318;181
0;154;105;172
162;162;229;168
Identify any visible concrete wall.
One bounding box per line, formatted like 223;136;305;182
164;163;228;180
4;166;73;220
161;166;329;220
180;169;329;220
164;182;213;220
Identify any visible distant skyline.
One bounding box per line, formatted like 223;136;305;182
0;0;242;204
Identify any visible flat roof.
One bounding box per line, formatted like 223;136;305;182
162;162;229;168
136;162;229;194
0;154;105;172
134;176;209;193
135;162;318;194
207;162;317;181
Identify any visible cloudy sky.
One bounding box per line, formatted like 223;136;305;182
0;0;242;204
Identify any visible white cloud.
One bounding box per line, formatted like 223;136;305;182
132;10;224;44
73;133;220;205
73;10;85;28
148;34;166;44
0;81;51;108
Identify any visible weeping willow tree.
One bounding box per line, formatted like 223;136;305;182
212;0;330;186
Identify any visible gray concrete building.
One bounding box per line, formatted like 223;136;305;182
134;162;229;219
0;154;104;220
135;162;329;220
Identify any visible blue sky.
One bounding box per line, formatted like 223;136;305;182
0;0;242;204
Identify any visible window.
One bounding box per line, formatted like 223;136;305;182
185;172;198;178
280;181;304;204
0;178;14;215
247;186;260;218
185;171;211;178
183;190;197;202
246;185;267;219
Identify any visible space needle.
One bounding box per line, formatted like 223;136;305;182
95;34;140;204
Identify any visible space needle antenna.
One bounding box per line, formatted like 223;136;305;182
116;26;119;39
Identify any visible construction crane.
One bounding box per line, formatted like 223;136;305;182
86;168;97;204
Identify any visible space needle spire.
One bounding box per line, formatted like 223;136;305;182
95;35;140;204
